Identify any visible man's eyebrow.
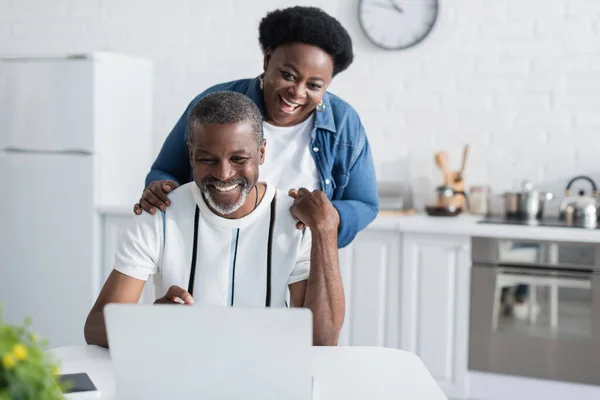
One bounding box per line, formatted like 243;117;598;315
195;149;213;156
195;149;251;156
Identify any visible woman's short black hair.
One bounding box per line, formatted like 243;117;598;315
258;6;354;76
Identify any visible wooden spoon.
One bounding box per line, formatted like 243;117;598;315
434;151;453;185
456;145;469;182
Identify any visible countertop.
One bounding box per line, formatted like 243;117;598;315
373;212;600;243
97;205;600;243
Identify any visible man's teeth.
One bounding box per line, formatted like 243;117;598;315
213;184;238;192
281;97;300;108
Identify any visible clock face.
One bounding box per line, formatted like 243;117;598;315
358;0;439;50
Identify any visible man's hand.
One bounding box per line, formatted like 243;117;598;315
134;180;179;215
289;188;340;232
289;188;344;346
154;285;195;305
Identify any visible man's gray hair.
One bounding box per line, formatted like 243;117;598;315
187;91;264;147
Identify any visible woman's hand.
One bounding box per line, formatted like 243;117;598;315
133;180;179;215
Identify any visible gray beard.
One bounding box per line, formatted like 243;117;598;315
201;185;251;216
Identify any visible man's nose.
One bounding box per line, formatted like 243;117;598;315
214;161;235;182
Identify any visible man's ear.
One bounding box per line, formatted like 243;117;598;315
258;139;266;165
262;48;272;73
188;147;194;166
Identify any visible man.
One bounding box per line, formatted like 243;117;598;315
84;91;344;348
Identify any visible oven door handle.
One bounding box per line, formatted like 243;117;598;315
497;269;592;290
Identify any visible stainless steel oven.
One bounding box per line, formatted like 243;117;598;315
469;236;600;385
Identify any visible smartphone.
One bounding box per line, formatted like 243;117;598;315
58;373;98;393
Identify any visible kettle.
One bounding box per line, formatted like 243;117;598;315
559;176;599;227
435;185;469;209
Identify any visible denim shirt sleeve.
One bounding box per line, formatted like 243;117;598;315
331;125;379;248
145;100;195;187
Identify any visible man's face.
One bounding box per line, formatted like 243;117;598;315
188;120;265;216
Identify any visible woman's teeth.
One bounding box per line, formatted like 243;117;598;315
280;96;301;113
281;97;300;108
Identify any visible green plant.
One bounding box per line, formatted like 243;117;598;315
0;306;70;399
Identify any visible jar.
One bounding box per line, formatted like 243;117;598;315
469;186;491;215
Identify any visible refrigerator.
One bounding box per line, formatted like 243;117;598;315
0;53;153;348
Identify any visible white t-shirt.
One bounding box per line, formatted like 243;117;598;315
113;182;311;307
260;114;321;192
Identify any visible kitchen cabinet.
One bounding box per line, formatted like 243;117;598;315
400;232;471;399
337;228;402;348
336;227;470;399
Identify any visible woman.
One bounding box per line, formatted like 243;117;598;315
134;6;379;248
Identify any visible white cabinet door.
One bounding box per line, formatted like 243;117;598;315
338;229;402;348
101;212;157;304
400;232;471;399
0;58;94;152
0;152;96;348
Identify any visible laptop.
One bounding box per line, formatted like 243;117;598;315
104;304;313;400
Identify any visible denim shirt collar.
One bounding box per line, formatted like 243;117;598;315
246;76;337;134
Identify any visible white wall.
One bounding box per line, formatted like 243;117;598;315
2;0;600;211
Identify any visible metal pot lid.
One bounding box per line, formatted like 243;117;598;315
500;180;535;195
503;180;553;200
521;180;534;192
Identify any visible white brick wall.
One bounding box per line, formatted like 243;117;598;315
2;0;600;212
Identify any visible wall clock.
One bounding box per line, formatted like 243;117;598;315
358;0;439;50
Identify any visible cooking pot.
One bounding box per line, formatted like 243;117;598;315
559;175;598;227
503;180;553;220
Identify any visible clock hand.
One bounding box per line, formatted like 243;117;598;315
388;0;404;13
368;1;396;11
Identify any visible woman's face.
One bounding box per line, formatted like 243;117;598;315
262;43;334;127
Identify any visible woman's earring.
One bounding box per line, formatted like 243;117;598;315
259;75;264;90
316;100;325;112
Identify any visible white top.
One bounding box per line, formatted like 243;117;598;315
113;182;311;307
260;114;321;192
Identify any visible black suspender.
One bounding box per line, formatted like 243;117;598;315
187;193;277;307
265;193;277;307
187;206;200;295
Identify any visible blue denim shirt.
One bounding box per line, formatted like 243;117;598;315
146;77;379;248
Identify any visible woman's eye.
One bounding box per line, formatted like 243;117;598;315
281;71;294;80
308;83;322;90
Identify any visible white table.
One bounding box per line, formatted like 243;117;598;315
48;345;447;400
